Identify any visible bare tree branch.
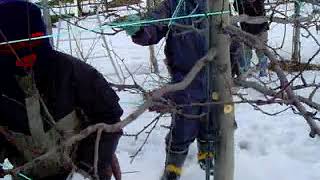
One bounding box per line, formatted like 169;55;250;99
224;24;320;137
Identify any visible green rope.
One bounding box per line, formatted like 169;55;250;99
109;11;230;28
168;0;185;27
0;163;32;180
0;10;229;46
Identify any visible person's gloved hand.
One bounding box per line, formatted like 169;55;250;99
105;154;121;180
144;91;172;113
149;100;171;113
121;14;141;36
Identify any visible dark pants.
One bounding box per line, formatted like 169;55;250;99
230;39;245;78
165;104;215;168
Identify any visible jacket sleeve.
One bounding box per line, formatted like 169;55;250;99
132;0;171;46
71;60;123;177
73;60;123;125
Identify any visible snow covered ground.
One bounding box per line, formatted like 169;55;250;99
63;19;319;179
83;14;320;180
2;3;320;180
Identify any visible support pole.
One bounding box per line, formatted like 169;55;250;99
292;1;301;62
96;9;124;83
207;0;235;180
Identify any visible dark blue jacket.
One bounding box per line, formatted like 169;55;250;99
0;1;123;178
132;0;208;104
0;46;123;179
236;0;269;35
0;48;123;134
0;0;123;135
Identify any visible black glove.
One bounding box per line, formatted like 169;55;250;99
149;100;171;113
147;92;172;113
105;154;121;180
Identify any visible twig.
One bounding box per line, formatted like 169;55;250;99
93;129;103;179
124;113;163;140
224;25;320;137
129;114;162;163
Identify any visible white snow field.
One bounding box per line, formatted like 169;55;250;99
62;14;320;180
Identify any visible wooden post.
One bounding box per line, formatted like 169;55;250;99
207;0;235;180
292;1;301;62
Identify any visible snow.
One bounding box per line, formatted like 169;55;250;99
89;7;320;178
2;3;320;180
268;3;320;63
73;28;320;179
114;82;320;180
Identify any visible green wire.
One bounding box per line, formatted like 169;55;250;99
0;10;229;46
109;11;230;28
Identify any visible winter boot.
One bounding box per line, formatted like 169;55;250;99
160;164;182;180
197;140;215;175
160;149;188;180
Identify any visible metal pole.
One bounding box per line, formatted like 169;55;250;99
96;10;123;83
55;1;63;50
147;0;159;74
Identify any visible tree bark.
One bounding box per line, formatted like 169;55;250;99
207;0;235;180
149;46;159;73
76;0;83;17
292;1;301;62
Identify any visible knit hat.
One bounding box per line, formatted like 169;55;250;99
0;0;47;44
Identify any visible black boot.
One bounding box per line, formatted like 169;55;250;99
160;149;187;180
197;139;215;175
160;165;181;180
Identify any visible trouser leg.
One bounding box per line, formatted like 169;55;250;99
230;40;243;78
76;132;121;180
256;31;269;77
197;107;216;175
162;106;201;180
243;45;253;73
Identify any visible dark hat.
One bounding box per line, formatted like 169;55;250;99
0;0;47;43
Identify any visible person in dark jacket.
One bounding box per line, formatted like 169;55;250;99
237;0;269;77
230;0;246;79
0;1;122;179
122;0;216;179
230;38;244;78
